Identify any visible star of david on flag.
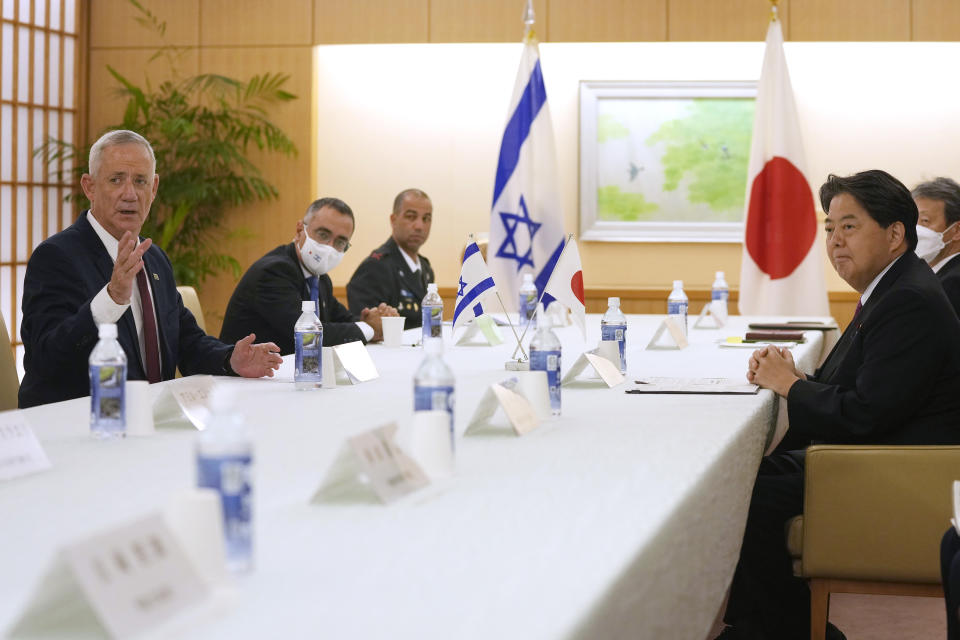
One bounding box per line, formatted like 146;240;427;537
453;241;499;331
488;25;565;311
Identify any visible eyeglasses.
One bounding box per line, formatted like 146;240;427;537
311;226;351;253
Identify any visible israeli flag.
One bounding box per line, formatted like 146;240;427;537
488;34;565;311
453;242;498;331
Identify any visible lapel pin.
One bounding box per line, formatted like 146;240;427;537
153;273;159;280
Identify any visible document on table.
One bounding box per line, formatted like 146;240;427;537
626;377;759;395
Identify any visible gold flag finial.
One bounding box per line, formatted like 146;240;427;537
769;0;780;23
523;0;536;42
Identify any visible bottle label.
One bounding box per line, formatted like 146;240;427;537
197;453;252;563
422;305;443;338
294;330;323;383
667;301;689;335
712;288;729;302
90;364;126;434
601;324;627;371
519;292;537;323
414;385;455;447
530;349;561;413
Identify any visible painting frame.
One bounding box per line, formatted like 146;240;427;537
579;80;757;243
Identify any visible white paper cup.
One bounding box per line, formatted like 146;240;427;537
126;380;155;436
381;316;406;347
409;410;454;479
597;340;621;370
163;488;227;585
514;370;551;420
321;346;336;388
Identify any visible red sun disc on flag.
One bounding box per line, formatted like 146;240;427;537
745;156;817;280
571;271;585;305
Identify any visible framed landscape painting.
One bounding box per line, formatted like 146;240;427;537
579;81;756;242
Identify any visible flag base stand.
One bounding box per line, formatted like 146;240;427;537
505;359;530;371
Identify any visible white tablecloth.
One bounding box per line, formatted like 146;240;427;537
0;315;833;640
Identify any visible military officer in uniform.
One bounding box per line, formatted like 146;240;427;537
347;189;436;328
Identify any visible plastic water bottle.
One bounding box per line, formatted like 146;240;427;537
600;296;627;374
89;323;127;439
529;304;562;416
711;271;729;320
197;386;253;573
294;300;323;390
421;283;443;340
518;273;538;328
667;280;689;337
414;337;455;450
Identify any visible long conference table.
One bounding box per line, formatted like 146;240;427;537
0;314;835;640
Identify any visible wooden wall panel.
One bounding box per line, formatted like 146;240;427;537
198;46;314;335
549;0;667;42
912;0;960;40
790;0;911;41
201;0;313;47
429;0;548;43
86;48;199;139
89;0;199;48
668;0;791;41
313;0;428;44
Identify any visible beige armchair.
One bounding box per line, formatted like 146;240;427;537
787;444;960;640
0;313;18;411
176;286;206;333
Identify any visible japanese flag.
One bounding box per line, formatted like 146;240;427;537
543;238;586;338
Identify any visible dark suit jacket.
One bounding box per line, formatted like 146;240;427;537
220;243;363;355
346;237;434;329
18;211;232;408
785;251;960;447
936;253;960;318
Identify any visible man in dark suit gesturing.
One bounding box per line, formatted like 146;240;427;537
18;130;282;408
717;170;960;640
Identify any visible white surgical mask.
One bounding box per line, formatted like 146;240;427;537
915;224;946;264
300;236;343;276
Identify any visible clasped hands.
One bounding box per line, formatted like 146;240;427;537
746;345;805;397
361;303;400;342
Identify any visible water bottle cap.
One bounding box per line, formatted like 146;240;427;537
427;283;438;293
522;273;534;283
608;296;620;307
424;337;444;356
715;271;724;279
301;301;314;312
673;280;684;289
98;323;117;339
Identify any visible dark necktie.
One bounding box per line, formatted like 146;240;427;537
307;276;320;318
135;269;162;383
852;299;863;325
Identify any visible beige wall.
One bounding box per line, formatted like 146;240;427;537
84;0;960;335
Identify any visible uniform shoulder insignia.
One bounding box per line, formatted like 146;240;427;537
370;252;384;260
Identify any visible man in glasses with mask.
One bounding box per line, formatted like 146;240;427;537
913;177;960;315
220;197;398;354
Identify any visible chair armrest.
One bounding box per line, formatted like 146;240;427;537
800;444;960;583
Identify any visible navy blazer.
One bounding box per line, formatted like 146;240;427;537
219;243;364;355
18;211;232;408
786;251;960;447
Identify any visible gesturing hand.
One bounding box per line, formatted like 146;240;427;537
107;232;152;304
230;333;282;378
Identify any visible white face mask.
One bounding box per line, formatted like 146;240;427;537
915;223;958;264
300;236;343;276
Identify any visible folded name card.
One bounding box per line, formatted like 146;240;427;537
0;413;51;481
646;317;690;350
312;423;429;504
153;375;216;430
465;379;540;436
8;514;210;639
456;315;503;346
331;341;379;384
693;301;727;329
561;351;625;388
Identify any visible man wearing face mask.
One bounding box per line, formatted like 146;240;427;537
913;177;960;315
220;197;398;354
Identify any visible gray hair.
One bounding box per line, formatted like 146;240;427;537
912;177;960;227
303;197;354;225
88;130;156;177
392;188;430;216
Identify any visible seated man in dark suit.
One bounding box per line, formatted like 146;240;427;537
18;130;282;409
347;188;435;329
717;170;960;640
941;527;960;640
913;177;960;315
220;197;398;355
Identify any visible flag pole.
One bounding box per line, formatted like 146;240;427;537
511;233;573;360
769;0;779;22
495;291;528;361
